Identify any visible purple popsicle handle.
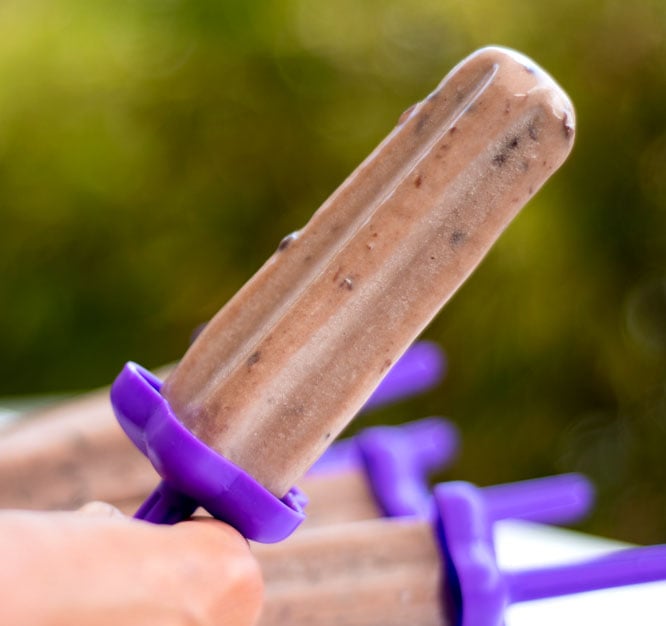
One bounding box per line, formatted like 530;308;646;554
310;416;459;476
136;481;199;524
483;473;595;526
111;361;307;542
434;480;666;626
361;341;446;411
506;544;666;604
357;417;460;518
307;417;460;518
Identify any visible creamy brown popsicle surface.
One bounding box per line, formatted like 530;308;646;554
163;46;575;496
254;517;445;626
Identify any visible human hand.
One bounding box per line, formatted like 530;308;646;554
0;504;263;626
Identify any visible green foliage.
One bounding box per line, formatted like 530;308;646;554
1;0;665;541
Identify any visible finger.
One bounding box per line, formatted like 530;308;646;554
77;501;126;519
172;519;264;625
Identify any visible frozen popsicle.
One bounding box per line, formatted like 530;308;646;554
0;341;441;514
157;45;575;498
0;389;156;512
257;516;444;626
69;415;455;520
254;475;594;626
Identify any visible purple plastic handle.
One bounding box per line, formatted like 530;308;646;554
434;480;666;626
482;473;595;526
308;417;460;517
110;362;307;543
311;434;591;524
361;341;446;411
356;418;459;518
506;544;666;603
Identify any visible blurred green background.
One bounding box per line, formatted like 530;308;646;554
1;0;665;542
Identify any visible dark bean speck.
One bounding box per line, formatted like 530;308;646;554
247;351;261;367
451;230;466;246
492;152;507;167
415;113;429;134
562;113;574;138
414;174;422;188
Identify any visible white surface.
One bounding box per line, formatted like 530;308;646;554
495;520;666;626
0;407;20;428
0;394;73;429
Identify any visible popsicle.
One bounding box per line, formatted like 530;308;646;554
254;475;594;626
81;414;455;520
154;45;575;499
110;343;443;535
0;341;442;514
